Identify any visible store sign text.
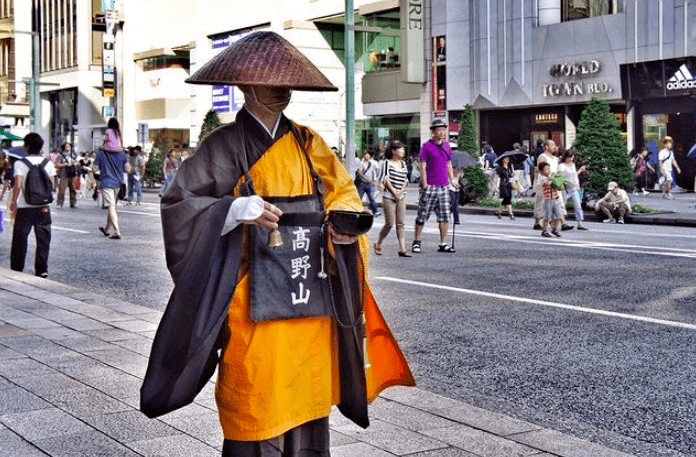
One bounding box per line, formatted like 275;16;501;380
543;59;612;97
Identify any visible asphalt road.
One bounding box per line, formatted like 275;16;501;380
1;191;695;456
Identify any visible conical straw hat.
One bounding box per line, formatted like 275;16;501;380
186;31;338;92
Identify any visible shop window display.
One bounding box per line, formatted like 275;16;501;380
562;0;623;22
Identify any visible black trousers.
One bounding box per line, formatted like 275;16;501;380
11;206;51;276
221;417;330;457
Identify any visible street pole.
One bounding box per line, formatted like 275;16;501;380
345;0;356;175
31;31;40;132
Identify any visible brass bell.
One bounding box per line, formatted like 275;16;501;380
267;228;283;248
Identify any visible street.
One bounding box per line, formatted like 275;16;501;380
1;191;696;456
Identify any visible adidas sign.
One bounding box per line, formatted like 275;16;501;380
666;64;696;90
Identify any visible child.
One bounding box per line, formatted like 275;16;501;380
539;162;562;237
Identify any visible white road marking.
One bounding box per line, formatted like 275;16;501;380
411;227;696;259
376;276;696;331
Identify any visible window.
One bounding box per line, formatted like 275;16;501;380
563;0;623;22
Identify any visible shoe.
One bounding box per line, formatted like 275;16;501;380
374;211;382;217
454;221;460;225
618;217;624;224
541;231;552;238
438;244;456;253
667;193;674;200
99;226;110;237
373;243;382;256
38;272;48;279
497;212;502;219
561;224;574;231
642;190;649;196
109;234;121;240
551;229;561;237
602;218;613;223
533;224;543;230
398;251;412;257
577;224;589;231
70;204;76;208
411;240;421;253
509;214;515;220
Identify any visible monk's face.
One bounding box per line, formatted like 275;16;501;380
241;85;292;115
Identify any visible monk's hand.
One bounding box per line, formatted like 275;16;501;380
327;222;357;244
233;196;283;229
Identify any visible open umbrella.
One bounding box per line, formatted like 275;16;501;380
494;149;528;164
451;150;478;168
1;147;25;159
688;143;696;160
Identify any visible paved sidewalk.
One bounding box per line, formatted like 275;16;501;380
0;267;637;457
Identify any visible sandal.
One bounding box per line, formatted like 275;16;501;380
99;226;109;237
438;244;456;253
398;251;412;257
373;243;382;256
411;240;421;253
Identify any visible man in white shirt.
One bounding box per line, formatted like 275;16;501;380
355;150;381;216
658;135;681;200
595;181;631;224
9;133;56;278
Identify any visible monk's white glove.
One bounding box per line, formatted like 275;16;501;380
221;195;265;235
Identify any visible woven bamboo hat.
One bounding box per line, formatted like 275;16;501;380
186;31;338;92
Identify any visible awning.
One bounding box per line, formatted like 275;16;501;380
0;129;22;140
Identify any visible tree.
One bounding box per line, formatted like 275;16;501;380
457;104;487;202
199;109;222;144
574;97;634;194
458;104;479;158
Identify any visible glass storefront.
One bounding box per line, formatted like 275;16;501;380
621;58;696;189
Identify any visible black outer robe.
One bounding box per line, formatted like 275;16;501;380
140;109;370;428
140;109;292;418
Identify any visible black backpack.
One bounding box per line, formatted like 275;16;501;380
20;157;54;206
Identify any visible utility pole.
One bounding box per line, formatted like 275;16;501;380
345;0;356;175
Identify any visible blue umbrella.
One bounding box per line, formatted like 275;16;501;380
688;143;696;160
1;147;24;159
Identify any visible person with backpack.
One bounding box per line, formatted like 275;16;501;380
8;133;56;278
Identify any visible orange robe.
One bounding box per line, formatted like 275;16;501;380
216;127;414;441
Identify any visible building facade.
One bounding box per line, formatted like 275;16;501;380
430;0;696;188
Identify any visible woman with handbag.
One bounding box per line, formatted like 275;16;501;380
93;118;131;239
495;156;515;220
373;140;411;257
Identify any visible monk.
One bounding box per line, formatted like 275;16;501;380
140;31;414;457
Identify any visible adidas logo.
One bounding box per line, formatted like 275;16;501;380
666;64;696;90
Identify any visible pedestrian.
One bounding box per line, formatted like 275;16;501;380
557;149;588;230
533;139;573;231
8;133;55;277
411;118;459;253
139;31;414;456
159;149;178;196
495;155;515;220
93;118;131;239
482;144;498;197
658;136;681;200
374;140;410;257
0;154;12;201
632;147;652;196
56;142;78;208
354;149;381;216
595;181;631;224
538;162;562;237
127;146;146;205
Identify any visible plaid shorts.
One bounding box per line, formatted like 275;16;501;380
416;185;451;224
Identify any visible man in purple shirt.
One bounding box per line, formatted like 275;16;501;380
412;118;458;253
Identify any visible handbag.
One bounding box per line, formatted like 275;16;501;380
118;182;127;200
